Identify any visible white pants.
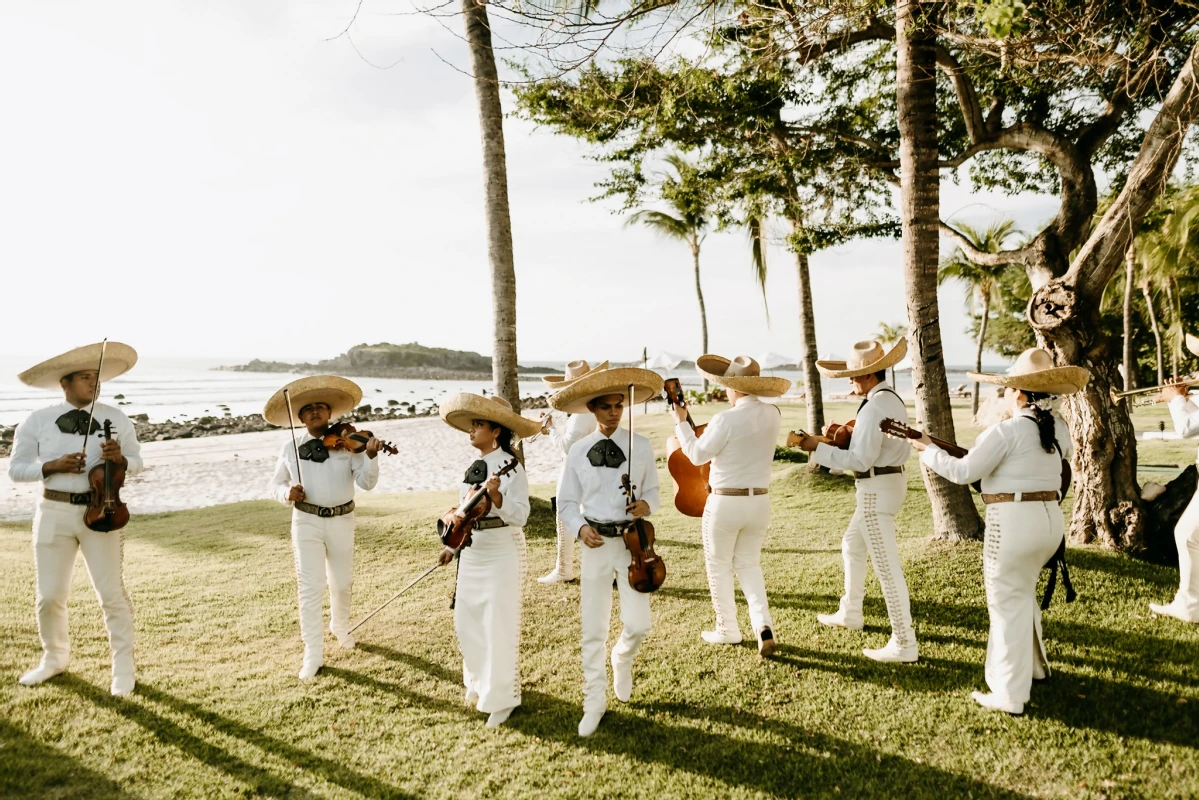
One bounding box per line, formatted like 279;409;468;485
580;536;652;713
1167;489;1199;621
837;473;915;647
31;499;135;678
701;494;773;635
982;501;1063;705
455;527;526;713
291;511;355;663
553;511;576;578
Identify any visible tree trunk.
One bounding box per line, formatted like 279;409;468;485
692;240;709;391
1165;278;1180;380
463;0;520;411
896;0;982;541
972;291;990;416
794;249;825;432
1122;244;1137;390
1142;281;1165;385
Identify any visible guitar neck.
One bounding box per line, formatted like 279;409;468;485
927;435;968;459
881;419;968;458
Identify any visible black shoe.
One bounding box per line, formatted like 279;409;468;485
758;627;777;657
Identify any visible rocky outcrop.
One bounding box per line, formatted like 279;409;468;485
217;342;555;378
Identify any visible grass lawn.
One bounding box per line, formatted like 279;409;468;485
2;400;1197;798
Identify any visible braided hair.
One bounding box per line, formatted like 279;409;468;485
1022;390;1058;453
483;421;523;466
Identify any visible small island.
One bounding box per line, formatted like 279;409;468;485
217;342;555;380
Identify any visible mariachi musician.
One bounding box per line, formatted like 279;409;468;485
9;342;143;696
437;392;539;728
552;366;663;737
794;339;919;664
670;355;790;657
538;360;606;585
265;376;385;680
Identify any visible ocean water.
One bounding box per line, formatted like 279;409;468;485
0;356;1004;425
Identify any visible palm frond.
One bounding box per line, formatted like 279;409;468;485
747;212;770;325
625;209;691;241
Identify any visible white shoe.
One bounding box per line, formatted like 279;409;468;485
111;674;135;697
1149;601;1199;623
465;688;479;706
817;610;864;630
335;634;356;649
863;639;919;663
578;711;605;737
486;707;515;728
537;570;575;584
612;654;632;703
298;661;322;680
18;663;64;687
701;629;743;645
971;691;1024;715
1032;658;1049;681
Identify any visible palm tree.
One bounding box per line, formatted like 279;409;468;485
875;321;908;387
938;219;1023;415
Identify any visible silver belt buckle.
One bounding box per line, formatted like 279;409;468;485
318;506;335;518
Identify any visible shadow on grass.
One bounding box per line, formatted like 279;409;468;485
0;718;133;798
60;677;416;800
1066;547;1179;590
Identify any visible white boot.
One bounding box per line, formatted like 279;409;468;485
298;660;322;680
111;674;135;697
863;638;918;664
816;608;864;630
1149;600;1199;623
701;629;743;645
486;707;515;728
18;662;64;687
578;711;605;737
537;569;575;584
971;691;1023;715
335;633;356;649
612;653;632;703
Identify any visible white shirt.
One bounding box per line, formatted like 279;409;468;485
673;394;780;489
921;409;1073;494
9;401;144;492
812;382;910;473
458;446;530;528
1169;396;1199;455
549;412;598;457
557;428;661;537
269;432;379;508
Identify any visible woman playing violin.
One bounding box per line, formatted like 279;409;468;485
437;393;539;729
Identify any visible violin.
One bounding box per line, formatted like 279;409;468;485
437;457;520;550
663;378;710;517
785;419;855;450
621;383;665;593
85;419;129;532
322;421;398;455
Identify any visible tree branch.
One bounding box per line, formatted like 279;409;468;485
935;44;983;143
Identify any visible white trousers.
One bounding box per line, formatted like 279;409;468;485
291;511;355;663
580;536;652;713
982;501;1062;705
1167;489;1199;621
31;500;135;678
553;511;576;578
838;473;915;647
454;527;526;713
701;494;773;635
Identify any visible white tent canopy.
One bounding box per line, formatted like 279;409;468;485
647;351;687;370
757;352;796;370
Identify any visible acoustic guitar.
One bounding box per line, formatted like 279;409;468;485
664;378;710;517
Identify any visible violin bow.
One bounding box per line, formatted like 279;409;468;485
348;561;442;634
283;388;303;485
80;338;109;459
626;382;636;501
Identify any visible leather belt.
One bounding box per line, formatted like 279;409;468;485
44;489;91;505
712;488;770;497
585;519;629;538
854;466;904;479
982;491;1059;505
295;500;355;518
473;517;507;530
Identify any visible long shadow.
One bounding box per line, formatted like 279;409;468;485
776;649;983;693
358;642;461;684
1065;547;1179;590
0;718;133;798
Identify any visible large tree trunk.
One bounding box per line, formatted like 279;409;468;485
1166;278;1180;379
794;249;825;432
463;0;520;411
897;0;982;541
1122;244;1137;390
1142;281;1166;385
972;291;990;416
692;240;709;390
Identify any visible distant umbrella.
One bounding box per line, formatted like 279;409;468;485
648;351;687;370
757;352;795;370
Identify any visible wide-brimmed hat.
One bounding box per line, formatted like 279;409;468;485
549;367;665;415
969;348;1090;395
816;339;907;379
439;392;542;439
18;341;138;390
1186;333;1199;358
696;354;791;397
542;360;610;390
263;375;363;427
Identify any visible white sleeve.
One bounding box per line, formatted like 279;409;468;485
352;452;380;491
813;407;881;474
494;463;530;528
7;416;43;483
269;443;296;505
1169;396;1199;439
556;453;587;538
920;425;1008;485
674;413;730;467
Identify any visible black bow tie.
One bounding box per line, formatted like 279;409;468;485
463;459;490;486
587;438;626;469
857;396;870;413
298;439;329;463
56;409;100;436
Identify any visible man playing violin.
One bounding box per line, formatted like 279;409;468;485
793;340;918;664
264;376;384;680
9;342;144;696
551;366;663;738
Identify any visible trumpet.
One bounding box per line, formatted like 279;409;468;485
1111;376;1199;403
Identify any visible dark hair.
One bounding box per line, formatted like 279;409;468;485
483;421;523;465
873;370;888;382
1022;391;1058;453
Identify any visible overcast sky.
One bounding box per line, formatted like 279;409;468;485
0;1;1060;366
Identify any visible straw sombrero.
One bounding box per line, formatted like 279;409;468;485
439;393;542;439
969;348;1090;395
263;375;363;427
549;367;664;415
1186;333;1199;358
696;354;791;397
816;339;907;379
542;360;609;390
18;342;138;390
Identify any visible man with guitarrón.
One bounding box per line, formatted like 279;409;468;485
794;339;918;664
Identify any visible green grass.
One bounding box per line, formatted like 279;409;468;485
1;402;1197;798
